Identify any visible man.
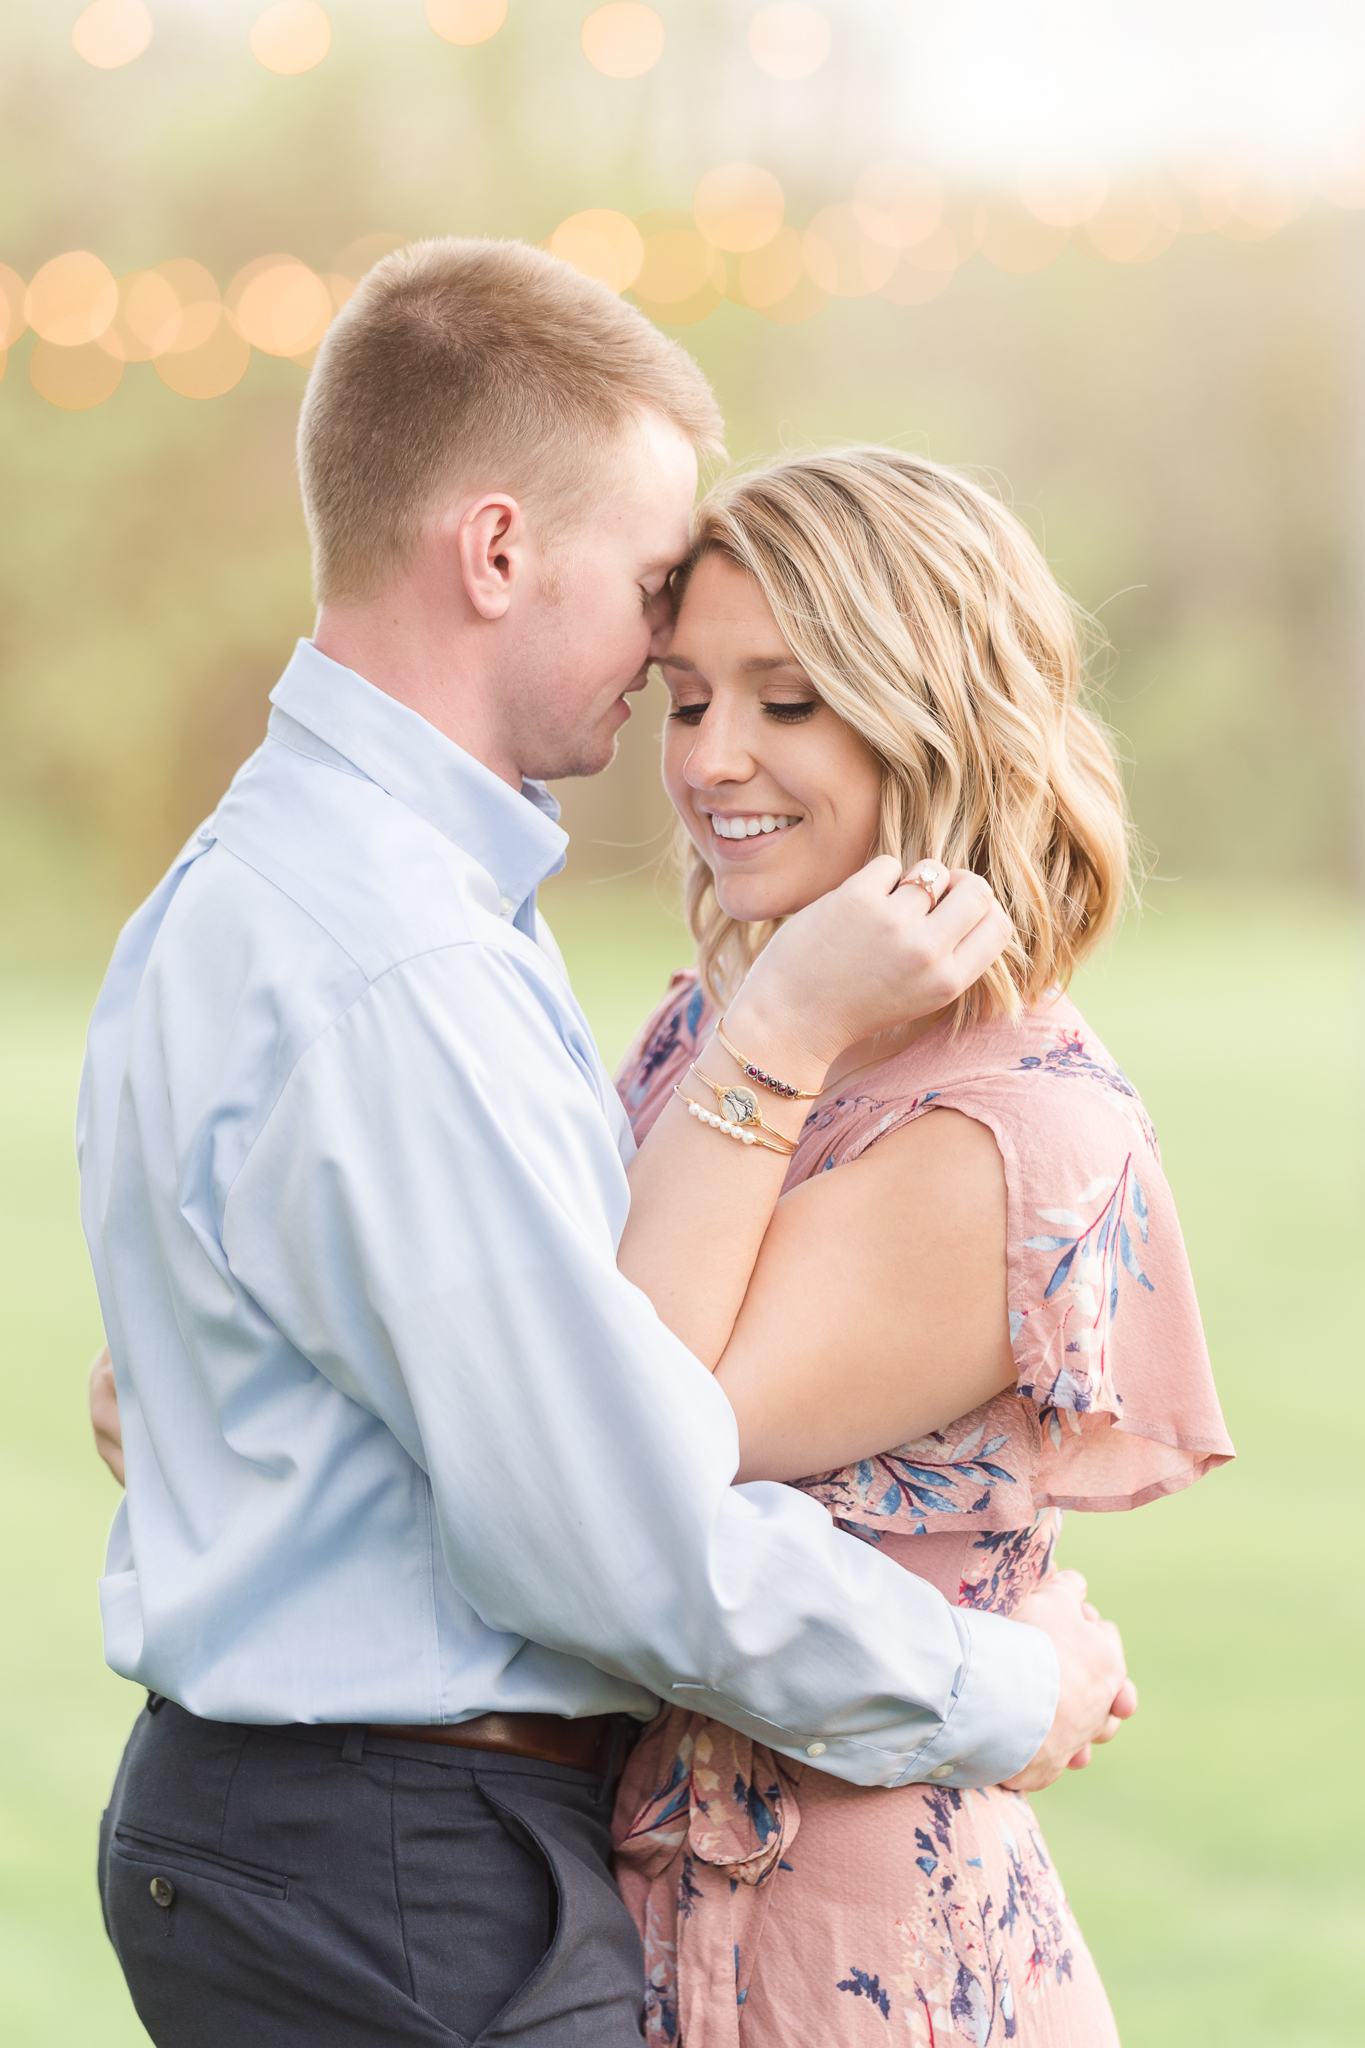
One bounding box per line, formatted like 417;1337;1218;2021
81;238;1129;2046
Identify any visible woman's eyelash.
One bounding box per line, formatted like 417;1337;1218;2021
667;701;818;726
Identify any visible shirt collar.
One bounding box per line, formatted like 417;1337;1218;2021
268;640;568;909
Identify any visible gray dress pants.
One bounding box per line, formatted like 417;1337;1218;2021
98;1697;647;2046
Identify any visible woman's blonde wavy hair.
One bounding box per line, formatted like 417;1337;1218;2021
675;446;1133;1023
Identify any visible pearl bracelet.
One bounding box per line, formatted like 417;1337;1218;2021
673;1084;797;1157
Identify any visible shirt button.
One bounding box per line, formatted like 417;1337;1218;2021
927;1764;954;1781
497;896;514;917
149;1876;175;1908
806;1741;827;1757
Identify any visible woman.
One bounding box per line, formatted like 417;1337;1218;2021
610;447;1232;2046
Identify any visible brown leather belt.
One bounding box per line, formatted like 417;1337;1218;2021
367;1711;619;1773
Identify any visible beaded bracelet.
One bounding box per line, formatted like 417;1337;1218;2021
673;1085;797;1157
688;1064;800;1153
714;1014;822;1102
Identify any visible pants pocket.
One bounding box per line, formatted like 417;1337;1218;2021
111;1822;291;1900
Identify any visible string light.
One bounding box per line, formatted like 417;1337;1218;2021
2;152;1349;412
26;252;118;348
249;2;332;76
580;4;665;80
71;0;152;70
155;314;251;399
693;165;785;253
852;166;944;251
747;4;830;82
152;260;223;354
95;271;183;362
974;201;1069;275
424;0;508;46
226;256;333;357
1080;185;1180;264
0;264;26;348
30;337;123;409
547;212;644;293
803;204;897;297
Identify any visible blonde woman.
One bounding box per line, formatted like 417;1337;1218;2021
611;448;1232;2046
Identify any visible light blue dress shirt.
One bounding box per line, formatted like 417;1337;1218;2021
78;640;1056;1788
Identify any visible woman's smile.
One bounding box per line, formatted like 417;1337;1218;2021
659;551;882;919
703;808;804;850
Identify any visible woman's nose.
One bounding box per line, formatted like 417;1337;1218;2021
684;704;754;790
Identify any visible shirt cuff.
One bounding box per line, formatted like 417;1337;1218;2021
897;1608;1059;1788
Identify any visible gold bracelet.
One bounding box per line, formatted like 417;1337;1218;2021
714;1013;822;1102
687;1066;801;1153
673;1085;797;1157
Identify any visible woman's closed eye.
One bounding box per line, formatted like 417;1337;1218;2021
668;699;819;726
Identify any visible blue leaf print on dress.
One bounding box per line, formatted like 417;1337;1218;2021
837;1968;891;2018
1017;1151;1157;1410
1043;1244;1078;1299
1131;1171;1149;1241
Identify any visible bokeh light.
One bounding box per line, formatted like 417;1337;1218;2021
693;164;784;253
25;252;117;348
1081;184;1180;263
95;270;183;362
0;264;26;347
732;224;804;306
803;204;897;297
851;165;943;250
333;233;409;280
152;260;222;355
747;3;831;82
1018;174;1108;228
975;199;1069;274
631;212;725;326
548;211;644;293
227;257;333;357
71;0;152;71
249;2;333;77
580;4;665;80
29;338;123;410
877;260;953;307
424;0;508;47
154;313;251;400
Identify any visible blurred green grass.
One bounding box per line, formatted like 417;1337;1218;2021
1;884;1360;2045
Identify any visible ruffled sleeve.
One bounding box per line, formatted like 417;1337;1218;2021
615;969;716;1143
793;998;1233;1520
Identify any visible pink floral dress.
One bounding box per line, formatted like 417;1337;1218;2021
612;973;1232;2048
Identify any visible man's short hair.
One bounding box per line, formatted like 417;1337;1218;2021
298;236;727;603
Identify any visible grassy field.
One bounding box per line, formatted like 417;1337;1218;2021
1;884;1360;2045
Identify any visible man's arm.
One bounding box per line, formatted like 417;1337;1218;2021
215;938;1062;1788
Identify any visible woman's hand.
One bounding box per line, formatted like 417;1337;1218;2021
89;1344;125;1487
725;856;1012;1087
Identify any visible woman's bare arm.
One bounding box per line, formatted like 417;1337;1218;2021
617;862;1011;1367
714;1108;1016;1481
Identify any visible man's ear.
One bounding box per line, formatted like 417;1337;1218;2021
452;494;526;621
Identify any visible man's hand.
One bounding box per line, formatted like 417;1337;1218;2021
1003;1569;1134;1792
89;1344;125;1487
